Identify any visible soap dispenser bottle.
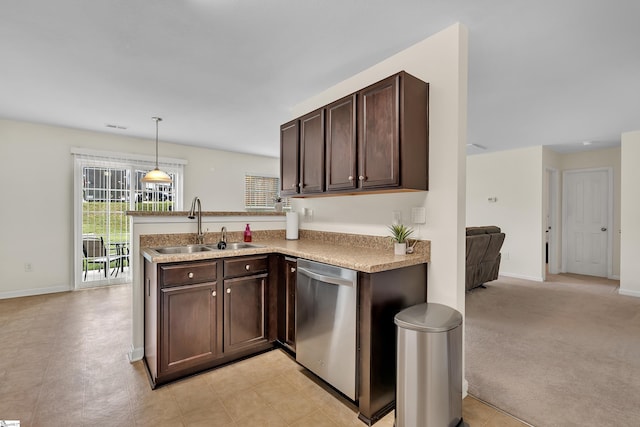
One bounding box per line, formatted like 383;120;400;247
244;224;252;242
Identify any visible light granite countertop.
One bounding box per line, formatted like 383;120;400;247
141;237;429;273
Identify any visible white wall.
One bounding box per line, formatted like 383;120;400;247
620;130;640;297
467;146;545;281
467;145;622;282
291;23;469;313
0;119;279;298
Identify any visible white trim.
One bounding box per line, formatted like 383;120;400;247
561;167;614;278
463;379;469;398
499;272;544;282
618;288;640;298
128;345;144;362
0;285;71;300
611;274;621;280
70;146;188;165
545;168;560;276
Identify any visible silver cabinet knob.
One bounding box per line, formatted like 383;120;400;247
245;264;250;271
348;176;354;181
359;175;365;181
226;288;231;294
188;272;194;279
212;291;216;297
290;267;296;273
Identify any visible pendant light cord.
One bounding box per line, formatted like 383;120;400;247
153;116;162;168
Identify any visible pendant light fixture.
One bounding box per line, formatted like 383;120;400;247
142;117;172;183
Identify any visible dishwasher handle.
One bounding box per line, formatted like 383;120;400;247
297;266;355;287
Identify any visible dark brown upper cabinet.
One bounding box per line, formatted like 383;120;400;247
326;94;357;191
358;72;428;191
280;71;428;197
280;120;299;197
299;108;325;194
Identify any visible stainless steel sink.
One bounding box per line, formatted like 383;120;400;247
152;244;218;254
223;242;264;250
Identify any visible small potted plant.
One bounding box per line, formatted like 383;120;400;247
274;195;283;212
388;224;414;255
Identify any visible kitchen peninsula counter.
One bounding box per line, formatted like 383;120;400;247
141;232;430;273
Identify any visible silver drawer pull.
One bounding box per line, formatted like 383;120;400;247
245;264;250;271
226;288;231;294
212;291;216;297
359;175;365;181
348;176;353;181
188;272;194;279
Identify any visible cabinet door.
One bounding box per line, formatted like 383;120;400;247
224;273;267;352
284;259;297;350
358;74;400;189
280;120;299;196
299;109;325;194
326;95;357;192
160;282;218;375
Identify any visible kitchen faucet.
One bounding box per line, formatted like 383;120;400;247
220;226;227;244
187;196;204;244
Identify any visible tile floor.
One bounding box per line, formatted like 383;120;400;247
0;284;529;426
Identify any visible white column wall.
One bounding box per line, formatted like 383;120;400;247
291;23;469;313
467;147;544;281
620;130;640;297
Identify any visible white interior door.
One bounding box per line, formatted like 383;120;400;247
563;169;610;277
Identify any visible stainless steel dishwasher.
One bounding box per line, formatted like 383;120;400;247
296;259;358;400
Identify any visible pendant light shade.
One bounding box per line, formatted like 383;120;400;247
142;117;172;183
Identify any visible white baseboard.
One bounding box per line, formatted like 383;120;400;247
499;272;544;282
610;274;621;280
463;378;469;398
129;345;144;362
618;288;640;298
0;284;71;300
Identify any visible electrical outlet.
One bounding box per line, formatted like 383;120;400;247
24;263;33;272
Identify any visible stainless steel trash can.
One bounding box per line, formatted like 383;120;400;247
394;303;463;427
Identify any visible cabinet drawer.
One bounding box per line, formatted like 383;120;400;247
160;261;217;287
224;255;268;278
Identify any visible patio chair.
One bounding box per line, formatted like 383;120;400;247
82;236;111;280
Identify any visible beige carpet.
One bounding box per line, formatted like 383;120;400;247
465;273;640;427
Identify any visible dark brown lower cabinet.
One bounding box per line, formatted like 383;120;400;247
223;273;267;352
357;263;428;425
160;282;219;375
276;256;297;352
144;257;274;387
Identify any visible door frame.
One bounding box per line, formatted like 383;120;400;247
561;167;614;278
545;168;560;277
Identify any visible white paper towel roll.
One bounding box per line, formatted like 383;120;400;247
286;211;299;240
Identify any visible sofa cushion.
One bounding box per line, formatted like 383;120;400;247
466;226;501;236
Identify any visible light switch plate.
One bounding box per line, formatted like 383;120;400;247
411;207;426;224
392;211;402;225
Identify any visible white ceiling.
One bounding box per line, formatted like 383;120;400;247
2;0;639;157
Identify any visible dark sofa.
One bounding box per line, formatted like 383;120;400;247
466;226;505;291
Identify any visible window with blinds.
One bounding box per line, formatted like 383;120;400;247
244;175;290;210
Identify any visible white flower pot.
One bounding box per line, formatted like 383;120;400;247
394;242;407;255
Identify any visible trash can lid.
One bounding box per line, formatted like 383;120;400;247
394;303;462;332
